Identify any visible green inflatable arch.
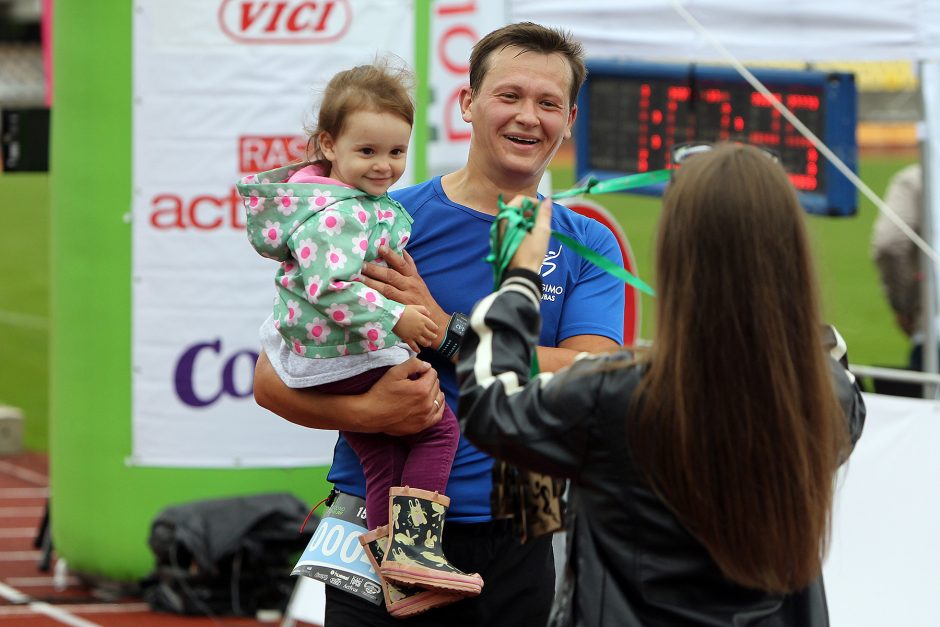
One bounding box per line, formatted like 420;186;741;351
49;4;334;580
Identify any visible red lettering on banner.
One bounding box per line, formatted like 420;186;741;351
436;1;476;15
219;0;350;43
438;25;476;74
239;136;306;173
433;1;483;148
149;189;244;231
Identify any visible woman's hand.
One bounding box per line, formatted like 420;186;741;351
506;196;553;273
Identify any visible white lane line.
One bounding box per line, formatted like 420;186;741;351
0;581;104;626
4;575;80;587
0;602;151;615
0;550;42;561
29;602;103;627
0;460;49;486
0;507;44;517
0;527;37;538
0;487;49;498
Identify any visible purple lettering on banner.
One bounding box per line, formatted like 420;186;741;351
174;340;259;408
222;350;259;399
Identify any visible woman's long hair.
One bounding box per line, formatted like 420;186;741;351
631;144;848;593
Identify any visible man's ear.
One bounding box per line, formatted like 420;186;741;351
564;104;578;141
458;84;473;123
318;131;336;161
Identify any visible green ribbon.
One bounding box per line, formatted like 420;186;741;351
484;169;669;377
486;169;669;292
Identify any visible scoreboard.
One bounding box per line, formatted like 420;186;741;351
574;61;858;216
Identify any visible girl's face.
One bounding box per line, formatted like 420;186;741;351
319;110;412;196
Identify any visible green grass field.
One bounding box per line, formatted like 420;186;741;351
0;154;918;451
548;152;918;366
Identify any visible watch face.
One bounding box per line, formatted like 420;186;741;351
451;315;469;335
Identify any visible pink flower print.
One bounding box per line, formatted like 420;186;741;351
318;210;346;236
274;319;281;330
374;203;396;224
352;204;371;226
357;286;383;313
284;299;302;327
245;193;264;215
325;244;347;271
325;303;352;327
241;175;257;184
397;229;410;248
262;220;283;247
304;275;323;304
291;338;307;356
275;189;298;216
295;238;318;269
279;261;298;288
375;228;391;251
351;233;370;258
337;345;350;357
305;317;331;345
311;188;333;208
329;279;349;291
359;322;388;351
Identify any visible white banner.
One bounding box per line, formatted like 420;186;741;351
425;0;507;176
131;0;415;467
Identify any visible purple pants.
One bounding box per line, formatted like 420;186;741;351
315;366;459;531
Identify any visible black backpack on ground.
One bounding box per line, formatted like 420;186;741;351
141;492;314;617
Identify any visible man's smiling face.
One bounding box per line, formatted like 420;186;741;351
460;46;577;185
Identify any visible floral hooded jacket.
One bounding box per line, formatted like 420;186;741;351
238;163;413;359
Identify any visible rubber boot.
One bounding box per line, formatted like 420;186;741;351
380;487;484;596
359;525;462;618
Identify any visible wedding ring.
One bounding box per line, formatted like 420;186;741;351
433;399;441;409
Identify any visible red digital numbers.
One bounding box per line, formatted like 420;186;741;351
632;82;824;190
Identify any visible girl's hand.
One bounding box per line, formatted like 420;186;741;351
393;305;440;353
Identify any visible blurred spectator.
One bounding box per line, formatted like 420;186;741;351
871;163;933;394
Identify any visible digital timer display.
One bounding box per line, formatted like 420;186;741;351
575;62;858;216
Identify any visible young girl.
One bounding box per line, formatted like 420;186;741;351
237;63;482;615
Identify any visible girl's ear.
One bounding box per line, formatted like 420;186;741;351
318;131;336;161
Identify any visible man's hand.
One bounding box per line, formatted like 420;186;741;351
361;247;449;345
367;358;446;436
253;353;445;435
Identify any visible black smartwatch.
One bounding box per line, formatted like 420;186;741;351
437;312;470;360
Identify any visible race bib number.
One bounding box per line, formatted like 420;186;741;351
292;493;383;605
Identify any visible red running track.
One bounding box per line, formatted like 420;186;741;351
0;453;317;627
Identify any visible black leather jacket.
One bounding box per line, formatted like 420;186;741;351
457;275;866;627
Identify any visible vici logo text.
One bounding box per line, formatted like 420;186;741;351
219;0;351;43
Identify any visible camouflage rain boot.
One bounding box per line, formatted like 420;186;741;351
380;487;484;596
359;525;462;618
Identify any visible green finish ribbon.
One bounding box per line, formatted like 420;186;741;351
486;169;670;293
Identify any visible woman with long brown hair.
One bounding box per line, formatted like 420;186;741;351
457;143;865;626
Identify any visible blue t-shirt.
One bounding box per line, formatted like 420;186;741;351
327;176;626;522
